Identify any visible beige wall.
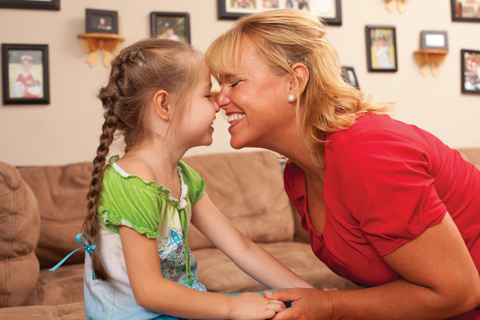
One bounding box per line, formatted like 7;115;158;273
0;0;479;166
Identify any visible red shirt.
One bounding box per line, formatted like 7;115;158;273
285;114;480;288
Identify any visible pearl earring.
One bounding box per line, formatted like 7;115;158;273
287;94;295;103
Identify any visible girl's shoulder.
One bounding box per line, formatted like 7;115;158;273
115;157;156;183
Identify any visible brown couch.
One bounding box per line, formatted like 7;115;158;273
0;151;362;319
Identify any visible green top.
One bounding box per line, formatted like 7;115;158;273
97;157;206;288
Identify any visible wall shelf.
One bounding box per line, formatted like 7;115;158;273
77;33;124;67
414;49;448;77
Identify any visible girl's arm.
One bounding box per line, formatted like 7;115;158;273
191;191;314;290
119;225;285;320
266;213;480;319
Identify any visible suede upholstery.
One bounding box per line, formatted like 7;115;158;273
0;148;478;319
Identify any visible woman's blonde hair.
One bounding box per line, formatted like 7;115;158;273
206;9;389;165
84;38;203;281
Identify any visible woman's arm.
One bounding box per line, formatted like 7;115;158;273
266;213;480;319
191;191;314;290
119;226;285;320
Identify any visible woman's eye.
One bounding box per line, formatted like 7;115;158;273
229;80;242;88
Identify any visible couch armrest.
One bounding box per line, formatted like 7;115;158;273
0;162;40;307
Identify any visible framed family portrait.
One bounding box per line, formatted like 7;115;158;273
0;0;59;10
420;31;448;51
85;9;118;34
365;25;398;72
341;66;360;89
1;44;50;105
150;12;191;43
451;0;480;22
461;49;480;94
217;0;342;26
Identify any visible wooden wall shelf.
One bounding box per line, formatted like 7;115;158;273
414;49;448;77
77;33;125;67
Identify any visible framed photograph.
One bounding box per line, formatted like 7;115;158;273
217;0;342;26
365;25;398;72
461;49;480;94
341;66;360;89
85;9;118;34
451;0;480;22
0;0;59;10
150;12;191;43
2;44;50;105
420;31;448;50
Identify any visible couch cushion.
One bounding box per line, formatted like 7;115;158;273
184;151;295;250
22;264;84;307
0;301;85;320
0;162;40;307
18;162;92;269
458;147;480;171
194;242;360;293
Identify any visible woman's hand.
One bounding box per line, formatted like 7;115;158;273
264;288;334;320
229;292;286;320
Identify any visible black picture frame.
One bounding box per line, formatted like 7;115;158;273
451;0;480;22
0;0;59;10
217;0;342;26
461;49;480;94
420;31;448;51
341;66;360;89
1;44;50;105
85;9;118;34
150;12;191;44
365;25;398;72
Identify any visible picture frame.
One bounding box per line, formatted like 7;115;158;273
150;12;191;43
217;0;342;26
2;44;50;105
365;25;398;72
0;0;59;10
420;31;448;51
85;9;118;34
461;49;480;94
451;0;480;22
341;66;360;89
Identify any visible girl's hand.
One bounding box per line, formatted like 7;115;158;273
264;288;334;320
230;292;286;320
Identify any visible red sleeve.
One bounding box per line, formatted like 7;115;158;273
335;132;447;256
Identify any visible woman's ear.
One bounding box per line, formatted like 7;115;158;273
153;90;170;121
289;63;310;95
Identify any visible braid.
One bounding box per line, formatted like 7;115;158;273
83;94;119;281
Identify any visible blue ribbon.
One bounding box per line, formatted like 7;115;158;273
49;233;97;280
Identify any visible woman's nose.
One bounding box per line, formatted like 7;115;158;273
215;89;230;109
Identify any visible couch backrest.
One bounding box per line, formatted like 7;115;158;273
458;148;480;171
18;162;92;268
184;151;295;249
15;151;295;267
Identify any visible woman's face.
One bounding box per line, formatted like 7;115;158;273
215;37;295;150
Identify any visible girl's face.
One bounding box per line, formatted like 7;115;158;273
215;37;296;150
175;62;219;149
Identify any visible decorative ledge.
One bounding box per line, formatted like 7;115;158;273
414;49;448;77
77;33;125;67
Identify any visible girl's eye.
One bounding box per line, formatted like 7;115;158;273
229;80;242;88
205;94;212;98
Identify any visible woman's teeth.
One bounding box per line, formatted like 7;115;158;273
227;114;245;124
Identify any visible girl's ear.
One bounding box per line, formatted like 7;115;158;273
153;90;170;121
289;63;310;96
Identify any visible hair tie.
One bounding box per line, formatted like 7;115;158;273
49;233;97;280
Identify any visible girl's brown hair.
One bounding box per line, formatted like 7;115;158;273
206;9;389;165
84;38;203;280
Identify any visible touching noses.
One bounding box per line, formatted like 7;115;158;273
215;89;230;109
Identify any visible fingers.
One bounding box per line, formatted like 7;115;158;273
268;299;287;313
264;289;295;302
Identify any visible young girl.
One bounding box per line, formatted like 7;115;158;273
81;38;312;320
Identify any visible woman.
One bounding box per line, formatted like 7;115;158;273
206;9;480;320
